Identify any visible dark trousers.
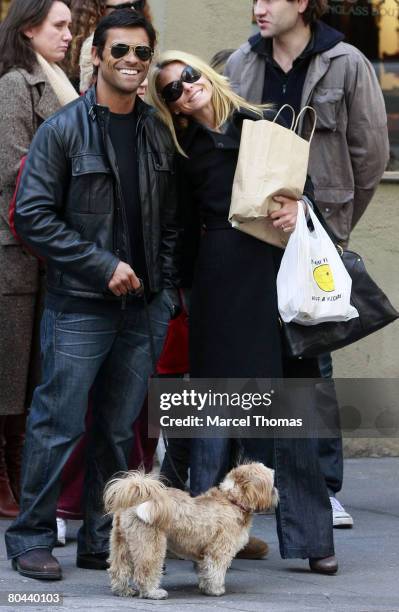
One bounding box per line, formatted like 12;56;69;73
318;353;343;494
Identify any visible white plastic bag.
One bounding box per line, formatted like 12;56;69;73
277;204;359;325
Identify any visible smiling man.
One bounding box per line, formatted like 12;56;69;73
5;10;180;581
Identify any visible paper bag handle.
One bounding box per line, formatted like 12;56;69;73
293;106;317;143
273;104;295;130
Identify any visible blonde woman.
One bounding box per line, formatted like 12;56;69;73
148;51;337;572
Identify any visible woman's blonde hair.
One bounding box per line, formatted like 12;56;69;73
147;49;268;156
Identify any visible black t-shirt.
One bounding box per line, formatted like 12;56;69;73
109;109;147;288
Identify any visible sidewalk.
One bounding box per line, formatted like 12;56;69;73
0;457;398;612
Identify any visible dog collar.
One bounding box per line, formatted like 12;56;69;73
228;498;251;514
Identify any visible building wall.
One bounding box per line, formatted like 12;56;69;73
150;0;253;60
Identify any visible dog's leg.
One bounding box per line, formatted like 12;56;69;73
128;526;168;600
108;515;137;598
197;554;232;597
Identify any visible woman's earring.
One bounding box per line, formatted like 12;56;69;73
174;111;180;115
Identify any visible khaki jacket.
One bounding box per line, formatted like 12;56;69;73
225;39;390;245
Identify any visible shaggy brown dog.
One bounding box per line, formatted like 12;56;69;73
104;462;278;599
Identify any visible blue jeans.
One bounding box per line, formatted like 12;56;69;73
5;292;171;559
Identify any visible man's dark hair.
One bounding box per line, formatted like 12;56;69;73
92;9;156;59
0;0;70;77
288;0;328;25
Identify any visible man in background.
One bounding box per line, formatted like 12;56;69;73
225;0;389;529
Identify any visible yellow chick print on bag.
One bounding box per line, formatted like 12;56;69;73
313;264;335;292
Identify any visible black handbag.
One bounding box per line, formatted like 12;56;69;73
282;248;399;358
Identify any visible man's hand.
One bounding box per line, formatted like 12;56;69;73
270;196;306;233
108;262;141;296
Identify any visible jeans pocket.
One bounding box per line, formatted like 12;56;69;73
54;312;115;359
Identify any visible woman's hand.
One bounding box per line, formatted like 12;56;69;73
270;196;307;233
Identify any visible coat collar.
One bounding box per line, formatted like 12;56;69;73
17;65;60;121
226;496;251;514
179;106;262;152
17;65;46;87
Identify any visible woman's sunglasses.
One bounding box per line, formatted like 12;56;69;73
161;65;202;103
105;0;145;11
108;42;153;61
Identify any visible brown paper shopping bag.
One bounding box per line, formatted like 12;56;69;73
229;105;316;248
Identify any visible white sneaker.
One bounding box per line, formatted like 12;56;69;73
56;517;67;546
330;496;354;528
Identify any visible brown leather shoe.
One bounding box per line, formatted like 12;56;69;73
235;536;269;560
12;549;62;580
309;555;338;575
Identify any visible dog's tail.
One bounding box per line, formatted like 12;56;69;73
104;470;172;528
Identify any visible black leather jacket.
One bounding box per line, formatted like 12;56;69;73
15;87;180;302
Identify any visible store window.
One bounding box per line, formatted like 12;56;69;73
323;0;399;172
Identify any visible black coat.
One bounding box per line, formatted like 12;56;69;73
176;107;317;378
15;87;181;302
178;107;314;288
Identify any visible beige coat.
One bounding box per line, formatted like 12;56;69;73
0;66;60;414
225;40;390;246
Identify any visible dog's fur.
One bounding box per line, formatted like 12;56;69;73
104;462;278;599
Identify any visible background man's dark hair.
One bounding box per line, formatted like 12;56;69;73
287;0;328;25
93;8;156;58
0;0;71;77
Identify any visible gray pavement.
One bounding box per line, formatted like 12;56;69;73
0;457;398;612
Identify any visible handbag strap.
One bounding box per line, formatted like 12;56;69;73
272;104;295;130
309;203;344;257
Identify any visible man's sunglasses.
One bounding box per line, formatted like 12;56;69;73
160;65;202;103
105;0;145;11
108;42;153;61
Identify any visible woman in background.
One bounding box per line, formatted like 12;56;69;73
0;0;76;518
